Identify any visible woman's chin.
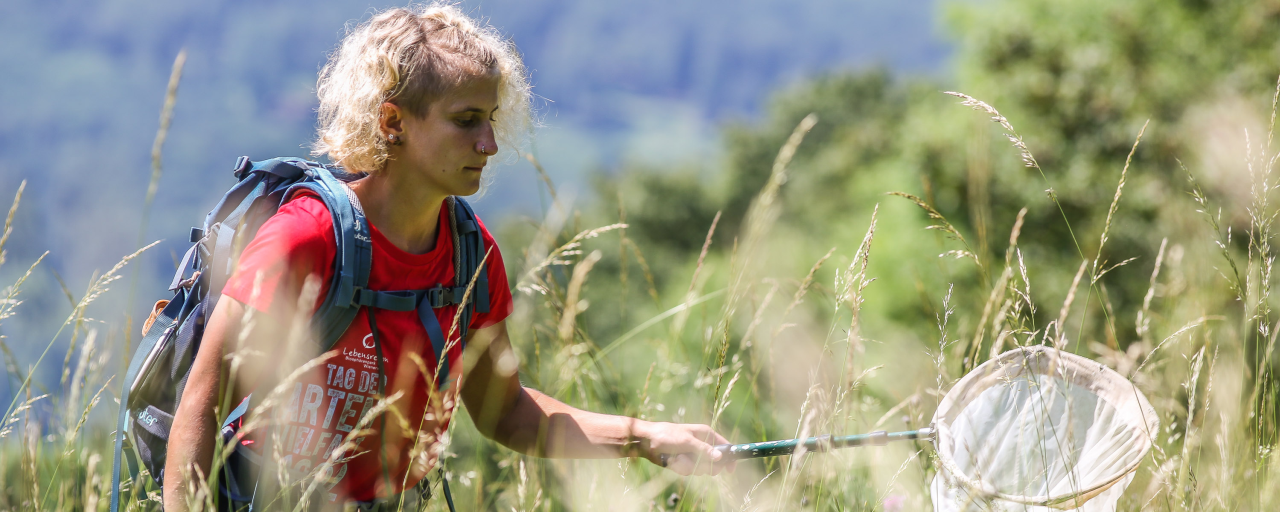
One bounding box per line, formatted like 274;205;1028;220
454;181;482;197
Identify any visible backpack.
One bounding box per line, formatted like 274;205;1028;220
110;156;489;511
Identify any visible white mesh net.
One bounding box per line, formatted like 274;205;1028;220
930;346;1158;511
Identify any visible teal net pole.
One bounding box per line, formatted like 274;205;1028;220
711;428;935;460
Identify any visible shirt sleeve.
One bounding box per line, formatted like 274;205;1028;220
469;215;513;330
222;195;336;315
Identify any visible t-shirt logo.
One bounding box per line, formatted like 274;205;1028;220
362;333;375;349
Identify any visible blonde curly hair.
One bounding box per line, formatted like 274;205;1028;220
313;3;531;173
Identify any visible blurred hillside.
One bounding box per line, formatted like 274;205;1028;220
0;0;945;376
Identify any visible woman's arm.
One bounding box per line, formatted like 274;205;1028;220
163;297;242;512
460;321;734;476
163;296;298;511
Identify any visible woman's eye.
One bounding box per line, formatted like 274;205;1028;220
455;116;478;127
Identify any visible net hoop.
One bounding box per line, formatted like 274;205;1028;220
932;345;1159;509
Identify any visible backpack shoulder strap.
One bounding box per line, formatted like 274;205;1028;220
450;197;488;353
449;196;490;330
283;165;373;351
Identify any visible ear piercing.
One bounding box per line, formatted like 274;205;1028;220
387;134;402;146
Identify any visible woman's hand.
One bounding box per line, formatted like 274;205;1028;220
638;421;736;476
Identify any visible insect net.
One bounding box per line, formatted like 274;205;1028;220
930;346;1158;511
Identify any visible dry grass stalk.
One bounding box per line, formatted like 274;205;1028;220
514;193;572;298
888;192;981;270
144;49;186;214
292;393;405;510
945;92;1038;170
872;392;921;430
931;284;957;392
689;211;723;295
63;329;97;430
558;249;602;343
773;247;835;340
0;181;26;268
1137;238;1168;340
616;190;630;311
1052;260;1089;350
730;113;817;295
946;91;1094;270
779;379;822;503
839;205;879;393
525;153;559;204
1175;346;1206;505
623;238;660;305
0;252;47;391
1135;316;1221;375
516;223;625;295
236;351;340;439
706;114;817;419
1094;120;1149;280
596;288;726;359
986;295;1016;359
711;369;741;427
672;212;722;339
1268;74;1280;151
739;280;779;351
2;241;157;424
446;247;494;350
967;208;1025;369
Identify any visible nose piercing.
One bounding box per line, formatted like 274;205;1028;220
478;143;487;154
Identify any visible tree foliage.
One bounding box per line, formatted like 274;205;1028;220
606;0;1280;348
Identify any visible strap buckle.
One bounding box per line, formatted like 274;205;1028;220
425;285;467;309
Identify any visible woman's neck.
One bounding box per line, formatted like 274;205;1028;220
348;168;446;255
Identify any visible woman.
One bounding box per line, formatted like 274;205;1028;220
164;4;733;510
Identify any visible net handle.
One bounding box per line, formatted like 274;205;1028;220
710;428;935;461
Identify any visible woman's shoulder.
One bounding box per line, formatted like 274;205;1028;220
253;193;338;253
279;192;336;229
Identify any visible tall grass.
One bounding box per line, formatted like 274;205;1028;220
2;67;1280;511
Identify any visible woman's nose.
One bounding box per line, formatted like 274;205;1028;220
475;140;498;155
476;124;498;155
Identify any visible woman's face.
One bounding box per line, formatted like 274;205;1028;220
389;76;500;197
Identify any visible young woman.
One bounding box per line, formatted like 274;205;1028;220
163;4;733;511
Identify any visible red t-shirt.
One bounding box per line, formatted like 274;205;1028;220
221;192;513;503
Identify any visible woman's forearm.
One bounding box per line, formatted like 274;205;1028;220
461;322;731;475
493;387;652;458
162;298;244;511
163;383;219;511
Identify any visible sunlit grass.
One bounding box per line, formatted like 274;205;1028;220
2;69;1280;512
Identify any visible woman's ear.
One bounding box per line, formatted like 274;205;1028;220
379;101;406;139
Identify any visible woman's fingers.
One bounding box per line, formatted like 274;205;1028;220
700;427;738;474
706;428;731;447
646;422;736;476
667;452;712;476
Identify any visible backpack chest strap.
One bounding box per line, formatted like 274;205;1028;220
351;285;477;389
350;285;476;311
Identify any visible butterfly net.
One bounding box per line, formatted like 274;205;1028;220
930;346;1158;511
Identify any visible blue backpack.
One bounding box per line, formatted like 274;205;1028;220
110;156;488;511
